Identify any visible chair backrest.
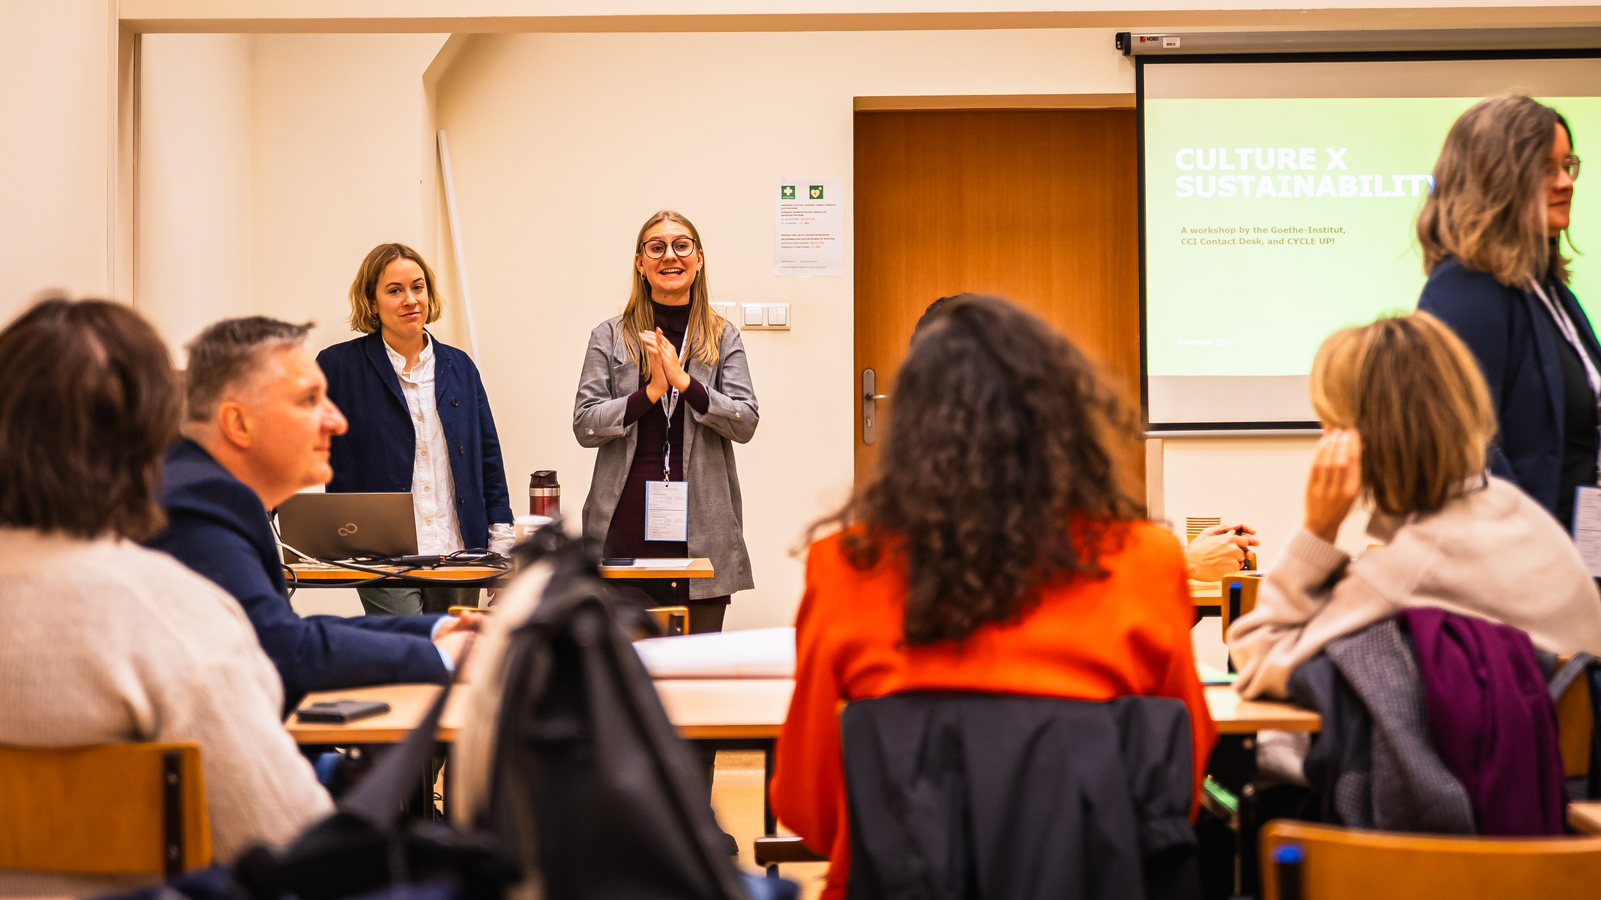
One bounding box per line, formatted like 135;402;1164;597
1553;656;1594;779
1260;820;1601;899
840;693;1198;898
1221;573;1261;633
0;742;210;875
646;605;690;636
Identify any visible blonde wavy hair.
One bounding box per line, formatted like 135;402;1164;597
347;243;444;334
1311;311;1495;517
620;211;724;368
1417;94;1572;287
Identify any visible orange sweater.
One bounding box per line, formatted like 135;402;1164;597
769;522;1217;900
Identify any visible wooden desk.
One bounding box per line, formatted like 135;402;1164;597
652;679;791;739
289;677;1317;852
288;564;511;588
286;676;779;745
287;684;462;744
288;680;1316;744
286;557;714;588
1571;802;1601;836
1205;685;1321;734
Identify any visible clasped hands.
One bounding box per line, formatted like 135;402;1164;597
640;328;692;402
432;609;485;668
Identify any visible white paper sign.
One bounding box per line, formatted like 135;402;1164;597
1574;487;1601;578
775;177;845;276
646;480;690;542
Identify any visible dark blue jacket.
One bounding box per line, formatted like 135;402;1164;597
1419;257;1601;518
317;332;514;550
146;439;448;713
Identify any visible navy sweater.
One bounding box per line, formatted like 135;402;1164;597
1419;257;1601;520
317;332;514;550
146;439;448;713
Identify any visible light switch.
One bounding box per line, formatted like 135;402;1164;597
742;304;765;327
711;302;736;322
766;303;789;327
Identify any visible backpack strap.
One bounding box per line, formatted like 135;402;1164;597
1548;652;1596;703
341;645;466;830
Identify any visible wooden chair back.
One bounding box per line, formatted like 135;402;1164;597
1554;656;1594;779
1260;820;1601;899
1220;573;1261;633
0;742;210;875
647;605;690;636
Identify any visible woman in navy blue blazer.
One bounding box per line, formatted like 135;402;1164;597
318;243;515;615
1418;96;1601;531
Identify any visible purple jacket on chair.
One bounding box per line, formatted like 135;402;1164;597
1398;607;1567;835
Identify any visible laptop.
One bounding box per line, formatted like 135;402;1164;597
275;492;418;562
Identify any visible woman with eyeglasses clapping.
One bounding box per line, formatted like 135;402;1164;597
573;210;759;633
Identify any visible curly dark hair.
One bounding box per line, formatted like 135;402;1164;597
814;294;1145;646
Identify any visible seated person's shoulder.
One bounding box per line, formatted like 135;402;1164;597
1482;475;1588;546
160;447;262;523
807;526;893;576
82;540;258;631
1366;477;1577;574
1105;520;1186;570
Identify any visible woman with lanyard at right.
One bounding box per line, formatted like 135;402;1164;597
1418;95;1601;533
574;210;759;633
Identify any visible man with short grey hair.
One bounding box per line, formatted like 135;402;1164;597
147;316;477;713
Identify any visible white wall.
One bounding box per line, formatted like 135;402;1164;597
138;34;254;362
1159;436;1375;566
0;0;113;319
250;33;452;352
136;32;450;358
433;29;1136;629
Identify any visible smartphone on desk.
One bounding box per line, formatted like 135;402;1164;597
600;558;636;566
295;699;391;724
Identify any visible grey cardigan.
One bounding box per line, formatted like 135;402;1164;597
573;315;758;599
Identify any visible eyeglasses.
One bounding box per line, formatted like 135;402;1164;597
641;237;698;260
1556;154;1582;182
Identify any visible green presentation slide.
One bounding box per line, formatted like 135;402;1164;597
1144;96;1601;378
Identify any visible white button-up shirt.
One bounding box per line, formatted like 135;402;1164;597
385;337;464;556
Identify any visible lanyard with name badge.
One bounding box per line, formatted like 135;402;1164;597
1534;280;1601;566
645;338;691;543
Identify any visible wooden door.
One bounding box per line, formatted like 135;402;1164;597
853;108;1141;487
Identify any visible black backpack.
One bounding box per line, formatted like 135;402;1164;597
465;526;755;899
230;526;762;900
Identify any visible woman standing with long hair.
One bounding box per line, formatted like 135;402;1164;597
573;211;758;633
1417;94;1598;530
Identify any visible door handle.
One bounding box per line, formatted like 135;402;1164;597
862;368;888;445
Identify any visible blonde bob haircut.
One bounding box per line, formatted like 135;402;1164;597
347;243;444;334
620;210;725;369
1417;94;1571;287
1310;311;1495;517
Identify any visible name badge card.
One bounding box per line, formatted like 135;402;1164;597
646;481;689;542
1574;486;1601;578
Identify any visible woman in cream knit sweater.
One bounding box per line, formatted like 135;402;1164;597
1229;311;1601;700
0;298;330;898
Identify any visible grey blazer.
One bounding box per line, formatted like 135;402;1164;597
573;315;759;599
